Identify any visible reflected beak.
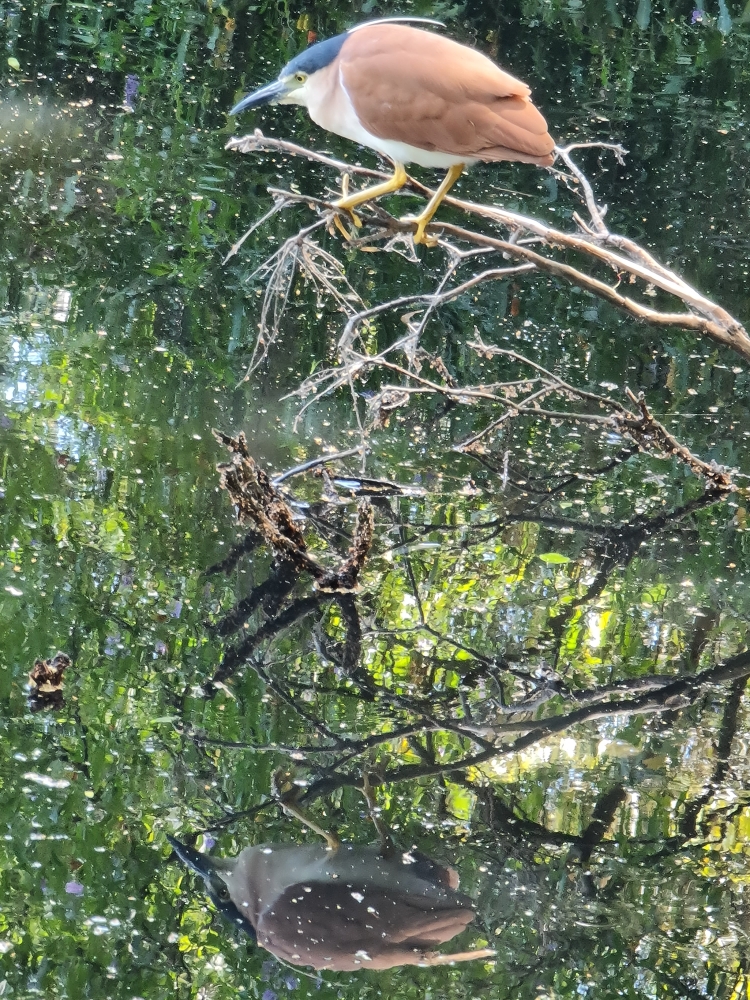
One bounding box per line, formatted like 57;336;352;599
230;79;288;115
167;834;224;879
167;835;257;942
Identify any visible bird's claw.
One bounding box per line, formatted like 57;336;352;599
331;204;362;228
332;211;359;241
400;215;438;247
416;228;439;248
336;174;363;227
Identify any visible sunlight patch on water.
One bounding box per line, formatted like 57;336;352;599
52;289;72;322
22;771;70;789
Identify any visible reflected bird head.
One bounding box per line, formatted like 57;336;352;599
166;835;258;942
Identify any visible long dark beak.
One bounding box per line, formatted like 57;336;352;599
229;79;287;115
167;834;224;879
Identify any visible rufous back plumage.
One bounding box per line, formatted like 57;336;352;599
338;24;554;165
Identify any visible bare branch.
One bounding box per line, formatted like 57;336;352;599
227;132;747;357
272;446;366;485
223;135;746;491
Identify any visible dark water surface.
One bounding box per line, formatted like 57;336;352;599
2;1;750;998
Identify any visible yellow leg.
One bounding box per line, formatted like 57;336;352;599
417;948;496;966
402;163;465;246
272;768;340;851
359;773;395;859
334;162;408;214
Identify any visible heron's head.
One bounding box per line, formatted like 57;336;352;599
167;835;257;942
229;32;349;114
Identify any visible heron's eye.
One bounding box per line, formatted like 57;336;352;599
294;72;306;83
216;883;230;902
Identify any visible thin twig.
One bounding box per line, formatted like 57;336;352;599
272;446;366;485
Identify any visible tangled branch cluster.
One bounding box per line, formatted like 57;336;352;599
225;132;746;491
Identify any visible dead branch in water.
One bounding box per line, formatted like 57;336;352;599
225;133;745;492
213;429;374;594
226;131;749;365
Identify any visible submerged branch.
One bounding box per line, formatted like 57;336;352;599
296;647;750;806
213;429;375;592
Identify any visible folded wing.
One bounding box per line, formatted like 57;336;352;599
257;878;474;970
340;24;555;165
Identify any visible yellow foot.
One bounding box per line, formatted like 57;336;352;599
399;163;464;247
331;163;408;230
333;204;362;229
332;178;362;234
332;212;357;241
400;216;439;247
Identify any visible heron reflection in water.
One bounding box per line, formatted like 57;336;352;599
167;774;494;971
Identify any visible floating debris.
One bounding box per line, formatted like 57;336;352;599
213;429;373;593
28;652;71;712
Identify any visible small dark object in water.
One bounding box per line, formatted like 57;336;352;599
28;651;71;712
123;73;140;111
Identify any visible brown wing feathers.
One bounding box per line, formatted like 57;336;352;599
341;25;554;165
257;880;474;971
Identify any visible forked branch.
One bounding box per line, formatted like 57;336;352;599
227;131;749;360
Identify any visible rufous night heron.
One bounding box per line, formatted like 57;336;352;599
229;19;555;245
167;775;493;970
